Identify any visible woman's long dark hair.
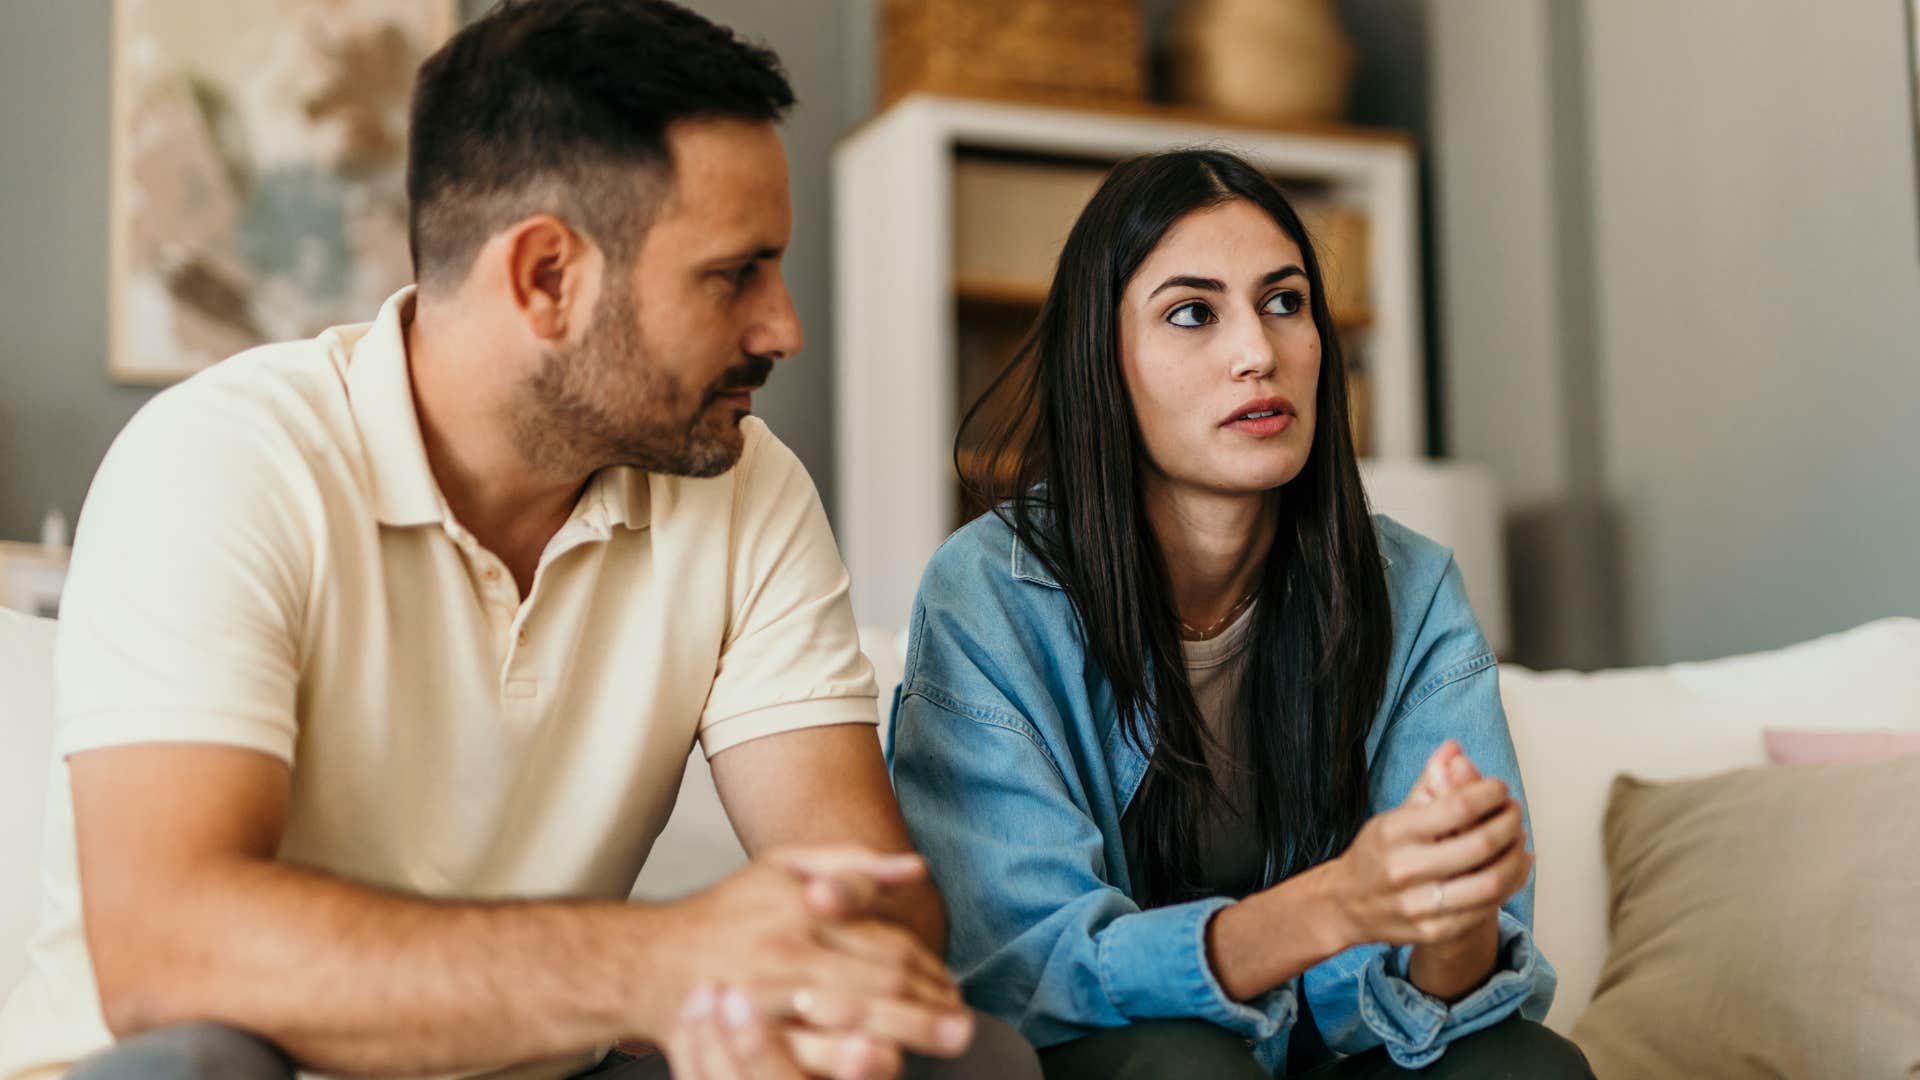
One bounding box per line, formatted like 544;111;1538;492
958;149;1393;906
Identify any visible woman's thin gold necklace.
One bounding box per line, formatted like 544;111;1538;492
1178;587;1259;641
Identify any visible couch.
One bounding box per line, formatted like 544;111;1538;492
5;607;1919;1041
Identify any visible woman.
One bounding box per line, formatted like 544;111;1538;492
886;150;1590;1078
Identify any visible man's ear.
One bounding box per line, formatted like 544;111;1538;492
501;214;598;344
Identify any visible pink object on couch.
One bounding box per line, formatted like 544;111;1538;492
1764;729;1920;765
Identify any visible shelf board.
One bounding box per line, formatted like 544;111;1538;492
955;276;1374;331
954;276;1050;308
845;91;1416;152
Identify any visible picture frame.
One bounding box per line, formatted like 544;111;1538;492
107;0;459;384
0;543;71;621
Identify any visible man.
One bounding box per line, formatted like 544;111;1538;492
0;3;1039;1078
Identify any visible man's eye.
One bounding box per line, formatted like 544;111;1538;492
1167;301;1214;328
1263;290;1305;316
729;263;760;289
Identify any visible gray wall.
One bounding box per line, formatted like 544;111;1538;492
1583;0;1920;664
0;1;144;545
0;0;870;543
1432;0;1920;667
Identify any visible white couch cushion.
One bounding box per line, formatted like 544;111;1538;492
0;610;57;994
1501;618;1920;1033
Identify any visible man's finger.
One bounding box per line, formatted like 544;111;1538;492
804;874;880;921
763;985;973;1060
684;984;745;1080
816;918;955;988
785;1028;904;1080
768;846;928;887
791;948;962;1010
719;986;808;1080
666;1026;705;1080
666;1031;706;1080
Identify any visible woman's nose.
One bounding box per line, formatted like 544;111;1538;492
1230;337;1278;380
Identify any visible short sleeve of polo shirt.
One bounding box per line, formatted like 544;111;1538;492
55;384;314;764
695;426;878;757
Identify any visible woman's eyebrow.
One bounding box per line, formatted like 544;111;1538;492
1147;265;1308;300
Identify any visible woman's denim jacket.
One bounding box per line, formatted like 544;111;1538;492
885;511;1556;1074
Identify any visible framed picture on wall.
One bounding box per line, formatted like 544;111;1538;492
107;0;458;384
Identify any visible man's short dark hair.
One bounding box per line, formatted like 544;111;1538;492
407;0;795;288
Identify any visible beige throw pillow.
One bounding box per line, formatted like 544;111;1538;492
1571;758;1920;1079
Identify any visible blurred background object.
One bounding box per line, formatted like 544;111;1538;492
879;0;1146;109
0;522;69;619
1167;0;1357;124
1359;459;1509;657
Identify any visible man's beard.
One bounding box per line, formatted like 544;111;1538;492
511;284;772;479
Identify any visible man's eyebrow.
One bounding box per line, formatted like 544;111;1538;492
703;245;785;266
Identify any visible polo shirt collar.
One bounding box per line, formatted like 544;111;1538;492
347;287;444;528
595;467;651;532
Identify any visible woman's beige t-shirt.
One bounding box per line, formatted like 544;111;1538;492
1119;604;1270;898
0;288;876;1080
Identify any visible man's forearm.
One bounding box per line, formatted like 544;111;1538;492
96;857;682;1076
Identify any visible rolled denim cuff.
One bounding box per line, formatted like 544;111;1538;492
1358;911;1544;1069
1094;896;1298;1041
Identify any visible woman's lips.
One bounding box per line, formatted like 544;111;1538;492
1225;412;1293;437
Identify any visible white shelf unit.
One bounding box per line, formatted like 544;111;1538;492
832;94;1425;630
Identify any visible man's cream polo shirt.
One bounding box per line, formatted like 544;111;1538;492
0;288;878;1080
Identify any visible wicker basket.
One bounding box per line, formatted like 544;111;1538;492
879;0;1146;110
1167;0;1356;124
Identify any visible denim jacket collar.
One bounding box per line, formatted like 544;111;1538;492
1009;536;1063;589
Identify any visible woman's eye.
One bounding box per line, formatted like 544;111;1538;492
1263;290;1305;316
1167;301;1215;328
